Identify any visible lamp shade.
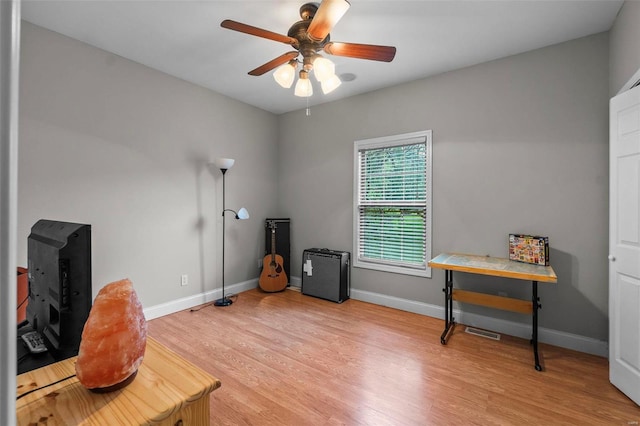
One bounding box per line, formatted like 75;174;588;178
214;158;235;170
236;207;250;220
313;56;335;82
321;74;342;94
274;61;297;88
294;71;313;97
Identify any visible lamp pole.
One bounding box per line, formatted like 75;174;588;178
215;167;232;307
211;157;248;307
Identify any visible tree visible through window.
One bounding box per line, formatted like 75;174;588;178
353;131;432;277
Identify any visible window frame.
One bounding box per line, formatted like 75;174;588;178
352;130;433;278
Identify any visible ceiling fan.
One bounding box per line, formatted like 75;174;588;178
220;0;396;97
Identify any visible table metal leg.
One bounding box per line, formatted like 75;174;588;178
441;269;455;344
532;280;542;371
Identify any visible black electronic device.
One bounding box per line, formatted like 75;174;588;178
20;330;48;354
17;325;56;374
24;219;92;366
301;248;350;303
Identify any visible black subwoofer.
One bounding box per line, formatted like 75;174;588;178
301;248;350;303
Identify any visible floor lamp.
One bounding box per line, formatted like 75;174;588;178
212;157;249;307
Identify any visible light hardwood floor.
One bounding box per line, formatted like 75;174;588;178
147;288;640;425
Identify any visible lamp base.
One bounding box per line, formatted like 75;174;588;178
214;297;233;307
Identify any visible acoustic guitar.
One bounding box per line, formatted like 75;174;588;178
259;221;288;292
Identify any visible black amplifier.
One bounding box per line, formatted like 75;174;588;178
301;248;350;303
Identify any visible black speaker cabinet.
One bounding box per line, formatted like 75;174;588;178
301;248;350;303
264;218;290;284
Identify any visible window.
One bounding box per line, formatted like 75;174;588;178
353;130;432;277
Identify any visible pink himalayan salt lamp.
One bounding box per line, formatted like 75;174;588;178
75;278;147;392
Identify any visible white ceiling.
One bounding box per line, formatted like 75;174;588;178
21;0;623;115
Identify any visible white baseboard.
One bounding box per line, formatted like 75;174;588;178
291;275;607;357
143;278;258;320
146;276;608;358
348;287;608;358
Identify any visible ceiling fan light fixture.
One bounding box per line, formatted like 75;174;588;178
321;74;342;94
313;56;335;82
273;60;297;88
221;0;396;103
294;70;313;97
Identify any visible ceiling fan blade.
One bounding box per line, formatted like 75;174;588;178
307;0;351;42
221;20;298;46
248;51;299;76
324;42;396;62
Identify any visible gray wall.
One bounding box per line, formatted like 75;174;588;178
18;22;279;308
279;32;610;342
17;1;640;350
610;0;640;96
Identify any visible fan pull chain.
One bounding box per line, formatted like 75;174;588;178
306;96;311;116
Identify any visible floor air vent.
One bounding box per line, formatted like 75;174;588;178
465;326;501;341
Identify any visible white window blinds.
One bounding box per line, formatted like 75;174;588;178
354;131;431;276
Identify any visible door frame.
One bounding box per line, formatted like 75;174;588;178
0;0;21;421
616;66;640;96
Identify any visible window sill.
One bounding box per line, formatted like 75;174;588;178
353;259;431;278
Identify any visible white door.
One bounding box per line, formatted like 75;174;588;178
610;83;640;406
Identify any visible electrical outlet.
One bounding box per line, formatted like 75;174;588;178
181;274;188;286
257;258;263;268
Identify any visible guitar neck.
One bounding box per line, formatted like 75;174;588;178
271;228;276;261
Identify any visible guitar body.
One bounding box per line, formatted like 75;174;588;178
259;253;288;292
259;221;288;292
